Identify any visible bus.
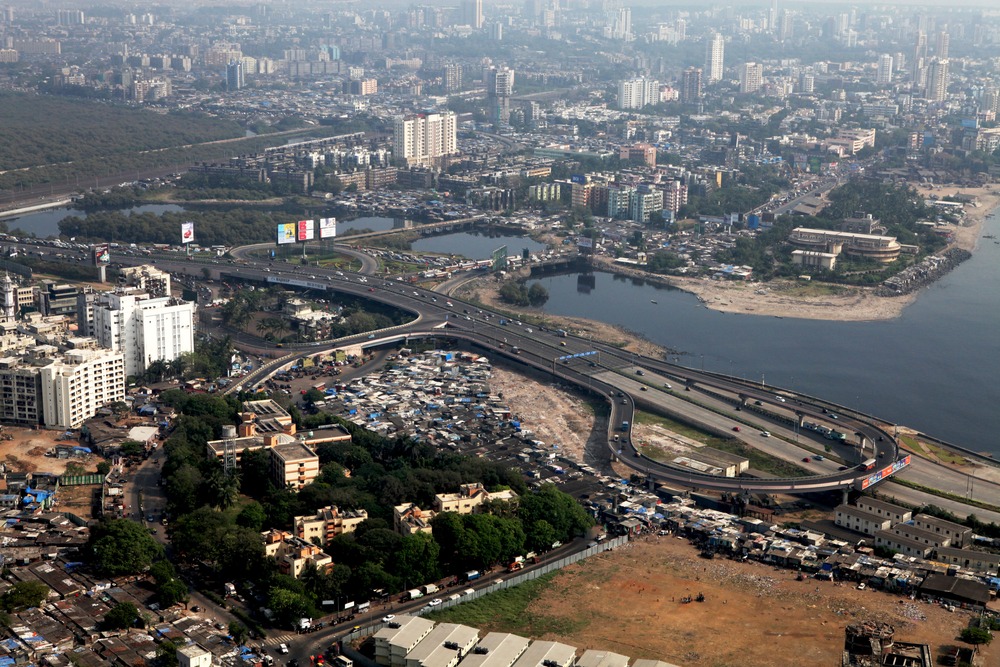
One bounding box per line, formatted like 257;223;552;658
860;458;877;471
312;381;327;392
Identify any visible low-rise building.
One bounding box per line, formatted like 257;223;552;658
458;633;530;667
933;547;1000;576
835;504;894;536
788;228;901;264
177;643;212;667
874;529;935;558
269;441;320;490
262;529;332;578
433;483;518;515
911;514;971;548
293;506;369;545
374;615;435;667
404;622;480;667
577;650;630;667
854;498;912;524
394;503;436;535
511;640;577;667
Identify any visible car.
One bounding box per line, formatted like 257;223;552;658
856;582;866;590
774;395;786;403
838;465;849;471
428;598;442;607
559;341;567;346
829;414;839;420
279;644;289;655
759;431;770;437
635;369;644;376
754;400;763;405
368;287;374;292
732;426;741;432
382;615;396;623
663;383;672;389
639;386;647;391
190;605;200;612
802;457;811;463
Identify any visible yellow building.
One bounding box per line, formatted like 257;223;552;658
262;529;332;578
294;506;369;545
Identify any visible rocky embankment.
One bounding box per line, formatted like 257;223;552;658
875;248;972;297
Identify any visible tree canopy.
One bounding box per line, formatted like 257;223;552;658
86;519;164;577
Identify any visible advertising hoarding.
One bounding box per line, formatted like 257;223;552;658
318;217;337;239
277;223;296;245
296;219;315;242
92;244;111;266
181;221;195;245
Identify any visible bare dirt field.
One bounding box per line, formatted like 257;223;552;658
525;537;997;667
0;427;95;476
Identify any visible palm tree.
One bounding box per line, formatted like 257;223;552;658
207;469;242;510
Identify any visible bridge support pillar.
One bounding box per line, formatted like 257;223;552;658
842;488;849;505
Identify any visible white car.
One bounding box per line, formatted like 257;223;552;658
278;644;289;655
856;582;866;590
774;395;786;403
382;614;396;623
759;431;771;437
428;598;442;607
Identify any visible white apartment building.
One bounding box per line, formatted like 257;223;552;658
92;290;195;377
617;78;658;110
739;62;763;93
705;33;725;83
38;345;126;429
393;112;458;168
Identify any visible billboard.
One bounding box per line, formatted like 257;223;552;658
92;244;111;266
277;223;296;245
491;245;508;273
297;219;315;242
860;455;911;490
577;236;593;249
181;221;195;245
318;217;337;239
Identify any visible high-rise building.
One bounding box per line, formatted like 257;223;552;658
226;59;244;91
460;0;483;28
92;289;196;378
911;30;927;83
680;67;703;104
936;30;950;59
739;62;763;94
393;112;459;168
609;7;632;41
443;63;463;92
57;9;85;25
617;77;659;109
706;33;725;83
485;66;515;124
877;54;894;85
37;345;126;429
926;58;949;102
799;73;815;93
489;21;503;40
778;10;793;40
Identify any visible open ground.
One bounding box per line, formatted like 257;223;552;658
439;536;997;667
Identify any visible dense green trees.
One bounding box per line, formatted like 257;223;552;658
0;581;49;611
498;281;549;307
103;602;142;630
158;391;589;627
86;519;165;577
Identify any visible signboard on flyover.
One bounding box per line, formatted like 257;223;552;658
266;276;328;291
557;350;597;362
318;217;337;239
860;455;911;490
277;223;296;245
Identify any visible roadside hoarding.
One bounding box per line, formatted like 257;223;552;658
92;244;111;266
277;223;296;245
296;219;315;242
318;217;337;239
577;236;593;249
860;455;911;490
181;221;195;245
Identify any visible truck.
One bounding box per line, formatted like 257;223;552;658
463;570;481;582
404;589;424;601
420;584;439;595
224;582;237;597
507;559;524;572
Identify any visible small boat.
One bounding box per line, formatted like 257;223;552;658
650;300;658;304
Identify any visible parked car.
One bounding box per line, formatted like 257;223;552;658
732;426;741;432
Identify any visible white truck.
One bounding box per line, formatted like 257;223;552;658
420;584;439;595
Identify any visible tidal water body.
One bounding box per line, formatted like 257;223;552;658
527;214;1000;458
